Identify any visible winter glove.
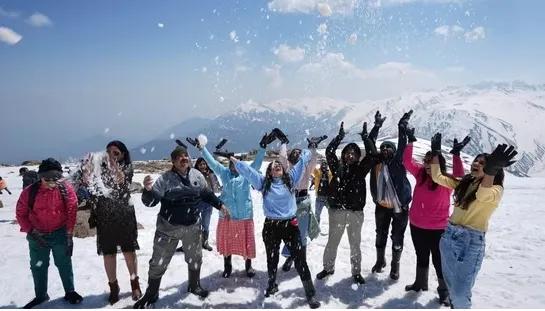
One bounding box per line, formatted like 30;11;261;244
359;122;368;141
213;151;235;158
397;110;413;133
175;139;188;149
483;144;518;176
215;138;228;151
431;133;442;156
259;132;277;148
337;122;346;140
450;136;471;155
66;233;74;257
406;128;417;143
28;229;48;248
307;135;328;148
185;137;200;148
374;110;387;128
271;128;289;144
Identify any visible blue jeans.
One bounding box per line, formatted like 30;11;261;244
315;195;328;224
440;224;486;309
199;202;213;233
282;197;311;257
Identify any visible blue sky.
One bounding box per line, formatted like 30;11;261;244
1;0;544;159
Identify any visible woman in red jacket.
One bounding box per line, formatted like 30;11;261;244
15;158;83;309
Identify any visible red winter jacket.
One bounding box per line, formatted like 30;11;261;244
16;181;78;234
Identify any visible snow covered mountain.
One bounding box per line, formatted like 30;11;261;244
135;81;545;176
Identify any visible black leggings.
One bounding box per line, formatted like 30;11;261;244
410;224;444;279
262;218;311;283
375;205;409;251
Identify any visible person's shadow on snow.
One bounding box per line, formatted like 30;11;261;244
380;291;443;309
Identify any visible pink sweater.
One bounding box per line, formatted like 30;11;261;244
403;144;464;230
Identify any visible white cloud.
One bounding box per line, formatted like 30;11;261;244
0;6;20;18
264;64;283;88
157;23;164;28
273;44;305;63
267;0;356;15
434;25;464;39
0;26;22;45
26;12;52;27
376;0;463;6
464;26;485;42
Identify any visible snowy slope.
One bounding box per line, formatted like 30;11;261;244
1;159;544;308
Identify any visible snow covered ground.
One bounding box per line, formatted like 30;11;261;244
1;163;544;309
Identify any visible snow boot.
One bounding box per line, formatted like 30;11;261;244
302;280;321;309
264;278;279;297
108;280;120;304
372;247;387;273
390;248;402;280
245;259;256;278
316;269;334;280
282;256;294;272
188;267;209;298
23;294;50;309
64;291;83;305
202;231;213;251
353;273;366;284
405;267;429;292
437;278;451;307
222;256;232;278
131;276;143;301
133;277;161;309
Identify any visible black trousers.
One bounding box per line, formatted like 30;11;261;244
374;205;409;251
410;224;444;279
262;218;311;282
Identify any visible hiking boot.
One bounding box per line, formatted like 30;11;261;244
316;270;334;280
353;274;366;284
23;295;50;309
64;291;83;304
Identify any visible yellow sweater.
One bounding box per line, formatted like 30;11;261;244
431;164;503;232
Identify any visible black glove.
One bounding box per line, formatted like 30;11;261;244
66;234;73;257
307;135;328;148
374;111;387;127
431;133;442;155
359;122;368;141
28;229;48;248
213;151;235;158
337;122;346;140
185;137;199;148
398;110;413;133
450;136;471;155
215;138;228;151
407;127;417;143
483;144;518;176
271;128;289;144
175;139;187;149
259;132;277;148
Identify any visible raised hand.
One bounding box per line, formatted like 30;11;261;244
374;111;387;127
259;132;277;148
450;136;471;155
431;133;442;155
398;110;413;133
407;127;417;143
307;135;328;148
359;122;368;141
271;128;289;144
175;139;188;149
186;137;200;148
337;122;346;139
143;175;153;191
483;144;518;176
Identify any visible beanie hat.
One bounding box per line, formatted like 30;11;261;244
38;158;63;179
379;141;397;152
171;146;189;160
341;143;362;161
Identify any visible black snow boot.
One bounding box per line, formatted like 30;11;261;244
188;267;209;298
222;255;232;278
371;247;387;273
64;291;83;305
202;231;213;251
23;295;50;309
264;278;279;297
390;248;402;280
353;273;366;284
245;259;256;278
405;267;429;292
316;269;334;280
108;280;120;305
282;256;294;272
437;278;451;307
133;277;161;309
302;280;321;309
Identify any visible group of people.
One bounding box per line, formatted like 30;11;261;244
13;110;517;309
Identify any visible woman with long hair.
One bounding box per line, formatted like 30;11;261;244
430;138;517;308
194;157;220;251
402;130;468;306
231;149;321;309
82;140;141;305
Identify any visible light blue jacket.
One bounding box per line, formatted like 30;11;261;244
201;146;265;220
235;149;311;220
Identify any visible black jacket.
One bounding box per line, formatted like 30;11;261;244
326;136;374;211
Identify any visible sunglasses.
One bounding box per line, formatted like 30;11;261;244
43;177;61;182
